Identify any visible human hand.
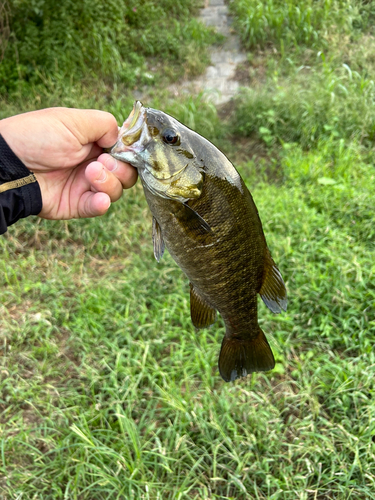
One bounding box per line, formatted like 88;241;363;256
0;107;137;219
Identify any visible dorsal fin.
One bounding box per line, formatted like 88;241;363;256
190;283;217;328
152;217;165;262
259;248;287;313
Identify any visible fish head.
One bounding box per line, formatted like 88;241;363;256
109;101;205;202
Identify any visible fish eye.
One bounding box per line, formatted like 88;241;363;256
162;128;180;145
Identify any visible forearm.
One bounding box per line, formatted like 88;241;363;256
0;134;42;234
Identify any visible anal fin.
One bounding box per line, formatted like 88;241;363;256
190;283;217;328
259;248;287;313
218;327;275;382
152;217;165;262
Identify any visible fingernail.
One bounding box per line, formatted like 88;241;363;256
96;166;107;182
106;157;118;172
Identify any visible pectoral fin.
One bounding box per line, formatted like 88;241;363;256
190;283;217;328
152;217;165;262
259;248;287;313
179;203;212;235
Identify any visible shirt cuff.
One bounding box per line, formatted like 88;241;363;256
0;134;43;234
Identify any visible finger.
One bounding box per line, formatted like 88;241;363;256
97;153;138;189
78;191;111;218
60;108;120;148
85;161;123;202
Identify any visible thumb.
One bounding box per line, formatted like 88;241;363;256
78;191;111;218
60;108;119;148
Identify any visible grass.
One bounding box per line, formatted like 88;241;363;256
1;133;375;498
229;0;375;52
231;59;375;153
1;0;375;498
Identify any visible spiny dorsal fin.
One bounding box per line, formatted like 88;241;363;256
152;217;165;262
190;283;217;328
218;327;275;382
259;248;287;314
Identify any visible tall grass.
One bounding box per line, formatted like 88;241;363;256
232;60;375;149
229;0;373;51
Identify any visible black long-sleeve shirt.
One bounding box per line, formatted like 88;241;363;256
0;134;42;234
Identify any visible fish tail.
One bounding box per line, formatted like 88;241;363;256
218;327;275;382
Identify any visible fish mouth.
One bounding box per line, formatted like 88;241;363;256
108;101;148;162
119;101;145;144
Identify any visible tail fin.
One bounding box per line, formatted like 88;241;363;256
218;328;275;382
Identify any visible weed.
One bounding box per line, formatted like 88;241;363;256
232;60;375;149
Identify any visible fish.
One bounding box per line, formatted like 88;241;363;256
109;101;287;382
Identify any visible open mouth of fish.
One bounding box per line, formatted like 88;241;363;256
119;101;146;146
108;101;148;163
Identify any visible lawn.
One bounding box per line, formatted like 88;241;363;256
1;0;375;498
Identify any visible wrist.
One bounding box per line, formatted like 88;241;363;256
0;116;26;167
0;134;43;230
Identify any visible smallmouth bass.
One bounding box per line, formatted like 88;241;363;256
109;101;287;382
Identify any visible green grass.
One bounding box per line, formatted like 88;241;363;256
232;59;375;152
1;133;375;498
2;0;375;498
229;0;375;52
229;0;375;154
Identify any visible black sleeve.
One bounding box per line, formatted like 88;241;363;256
0;134;43;235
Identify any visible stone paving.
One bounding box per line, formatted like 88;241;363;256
170;0;247;105
191;0;247;104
